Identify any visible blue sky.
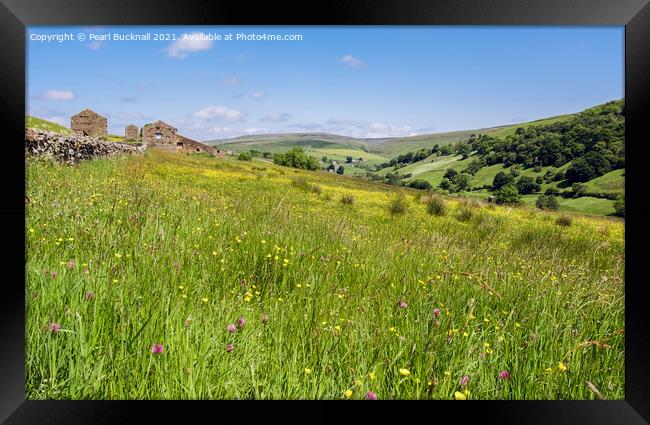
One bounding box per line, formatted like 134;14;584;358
26;26;624;141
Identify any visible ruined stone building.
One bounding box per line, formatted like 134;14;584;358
176;134;227;157
71;109;107;137
124;124;139;140
142;120;177;145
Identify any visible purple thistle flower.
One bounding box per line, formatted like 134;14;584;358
459;375;470;388
150;343;164;354
226;343;234;353
365;391;378;400
227;323;236;333
50;271;58;279
398;300;408;309
433;308;441;317
498;370;510;380
85;290;95;301
261;313;269;324
48;322;61;333
67;260;75;269
237;316;246;329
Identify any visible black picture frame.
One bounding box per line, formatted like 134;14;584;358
1;0;648;423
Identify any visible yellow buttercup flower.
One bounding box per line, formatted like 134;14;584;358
344;389;353;398
558;362;567;372
399;368;410;376
454;391;467;400
369;372;376;381
304;368;312;374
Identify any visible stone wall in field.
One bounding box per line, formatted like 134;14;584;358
25;128;146;163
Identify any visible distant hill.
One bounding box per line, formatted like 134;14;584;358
206;112;578;161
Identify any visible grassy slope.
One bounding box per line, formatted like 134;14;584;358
26;116;125;142
26;150;624;400
26;116;71;134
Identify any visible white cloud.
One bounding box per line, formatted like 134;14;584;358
165;33;214;59
339;54;366;69
327;117;364;127
261;112;292;122
221;76;240;86
88;41;103;50
243;127;268;134
41;89;76;101
192;106;246;122
237;53;254;61
250;91;266;99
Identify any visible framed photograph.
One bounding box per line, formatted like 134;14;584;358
2;0;649;423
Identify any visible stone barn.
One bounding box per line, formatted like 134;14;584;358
176;134;226;157
142;120;177;146
71;109;107;137
124;124;139;140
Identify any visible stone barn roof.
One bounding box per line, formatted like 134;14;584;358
72;108;105;119
146;120;177;132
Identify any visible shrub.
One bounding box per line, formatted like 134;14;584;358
389;194;408;215
238;152;253;161
535;194;559;210
494;184;521;205
273;147;319;170
556;215;573;227
408;179;432;190
341;194;355;205
425;195;447;216
613;195;624;217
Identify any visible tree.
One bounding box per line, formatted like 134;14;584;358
272;147;319;170
439;178;452;191
457;143;472;159
571;183;588;198
515;176;541;195
408;179;432;190
492;171;513;190
443;168;458;180
544;187;560;196
453;173;472;192
336;165;345;175
494;184;521;205
565;158;596;183
613;195;624;217
321;156;328;163
238;152;252;161
536;194;559;210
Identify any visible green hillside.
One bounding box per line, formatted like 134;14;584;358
363;100;624;216
26;116;71;134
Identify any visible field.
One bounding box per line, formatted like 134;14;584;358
26;150;624;400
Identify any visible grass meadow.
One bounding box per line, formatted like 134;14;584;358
26;150;624;400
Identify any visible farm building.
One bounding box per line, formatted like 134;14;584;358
124;124;139;140
142;120;177;146
71;109;107;137
176;134;227;157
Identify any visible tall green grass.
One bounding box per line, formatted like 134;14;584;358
25;150;624;400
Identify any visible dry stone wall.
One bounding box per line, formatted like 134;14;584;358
25;128;145;163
